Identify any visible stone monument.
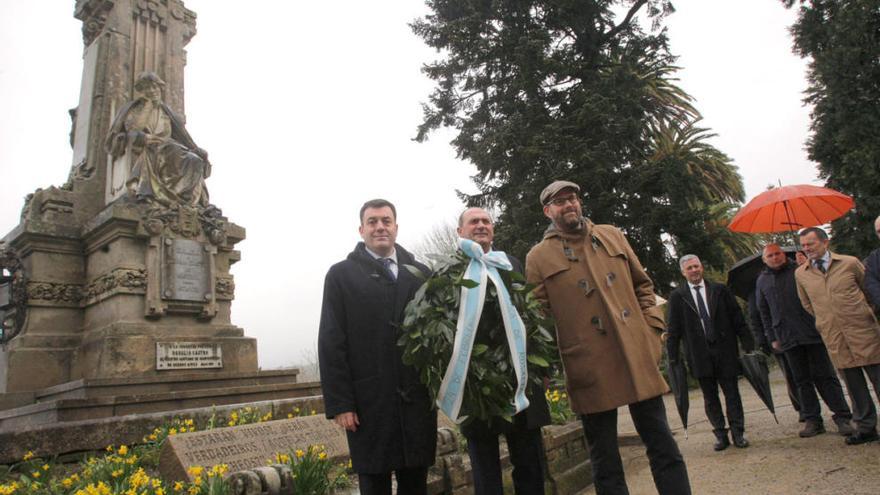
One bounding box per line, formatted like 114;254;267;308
0;0;303;430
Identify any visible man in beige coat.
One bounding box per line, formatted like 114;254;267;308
795;227;880;445
526;180;690;495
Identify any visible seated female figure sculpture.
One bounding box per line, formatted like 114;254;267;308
106;72;210;207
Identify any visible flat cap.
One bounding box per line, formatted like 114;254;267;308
540;180;581;205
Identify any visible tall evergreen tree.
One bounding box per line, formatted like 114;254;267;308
782;0;880;256
414;0;747;292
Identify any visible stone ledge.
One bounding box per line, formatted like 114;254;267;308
0;381;322;429
0;395;325;464
36;368;301;397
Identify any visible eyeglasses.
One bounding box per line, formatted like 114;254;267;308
548;195;579;207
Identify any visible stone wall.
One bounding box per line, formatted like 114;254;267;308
219;420;592;495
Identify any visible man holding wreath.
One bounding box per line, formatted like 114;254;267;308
457;207;550;495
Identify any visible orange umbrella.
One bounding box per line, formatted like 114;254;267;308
728;184;854;233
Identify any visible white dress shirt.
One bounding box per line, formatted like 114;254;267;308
687;280;709;331
365;246;398;278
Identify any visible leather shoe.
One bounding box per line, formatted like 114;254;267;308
833;417;855;437
731;432;749;448
713;434;730;451
844;429;879;445
799;420;826;438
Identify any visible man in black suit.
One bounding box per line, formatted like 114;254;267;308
667;254;754;451
318;199;437;495
457;207;550;495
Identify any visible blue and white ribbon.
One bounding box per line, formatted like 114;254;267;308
436;238;530;422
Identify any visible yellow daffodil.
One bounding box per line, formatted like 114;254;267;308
173;481;184;492
295;449;305;458
22;451;34;461
117;445;128;456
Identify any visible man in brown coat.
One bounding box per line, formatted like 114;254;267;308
795;227;880;445
526;180;690;495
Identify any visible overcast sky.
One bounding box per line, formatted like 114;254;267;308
0;1;814;369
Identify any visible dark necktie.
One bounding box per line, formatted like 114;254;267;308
380;258;396;280
694;285;715;343
815;259;826;273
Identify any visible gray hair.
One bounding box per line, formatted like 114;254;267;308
679;254;700;269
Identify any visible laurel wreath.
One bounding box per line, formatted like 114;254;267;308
399;252;558;425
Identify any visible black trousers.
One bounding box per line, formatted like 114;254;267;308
773;352;803;418
358;466;428;495
580;395;691;495
698;376;744;434
784;343;851;423
840;364;880;434
466;424;545;495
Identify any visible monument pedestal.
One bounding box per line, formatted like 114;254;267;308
0;0;302;457
2;200;259;393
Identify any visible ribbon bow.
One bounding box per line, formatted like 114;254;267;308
436;238;530;422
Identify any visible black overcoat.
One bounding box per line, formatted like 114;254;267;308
666;280;754;378
865;248;880;308
755;261;823;352
318;243;437;474
460;255;551;438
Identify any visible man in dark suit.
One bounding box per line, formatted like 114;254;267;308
667;254;754;451
456;207;550;495
318;199;437;495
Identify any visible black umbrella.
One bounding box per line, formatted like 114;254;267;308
666;357;690;438
740;352;779;424
727;246;798;300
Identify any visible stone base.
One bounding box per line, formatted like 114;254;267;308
0;369;303;431
0;388;323;464
71;322;257;381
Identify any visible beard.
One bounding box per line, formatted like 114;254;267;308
554;209;582;232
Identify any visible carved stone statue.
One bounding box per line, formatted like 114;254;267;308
106;72;211;207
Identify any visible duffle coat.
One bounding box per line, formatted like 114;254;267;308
318;243;437;474
795;252;880;369
525;219;668;415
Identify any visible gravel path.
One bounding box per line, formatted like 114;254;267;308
576;369;880;495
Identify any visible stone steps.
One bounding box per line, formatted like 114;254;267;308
0;373;320;431
0;394;326;464
34;368;302;401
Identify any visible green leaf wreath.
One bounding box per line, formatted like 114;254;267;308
399;252;558;425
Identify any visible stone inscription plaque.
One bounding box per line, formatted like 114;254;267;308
162;238;210;302
159;415;349;482
156;342;222;370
